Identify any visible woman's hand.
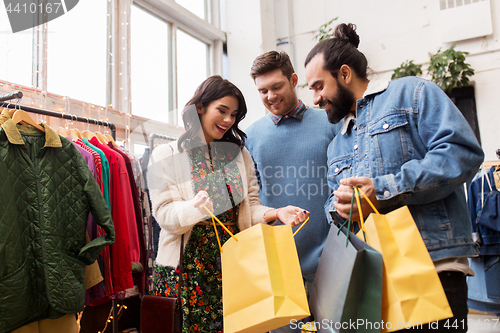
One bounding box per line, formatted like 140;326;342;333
193;191;213;216
277;206;310;227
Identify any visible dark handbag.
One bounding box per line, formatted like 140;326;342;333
141;235;184;333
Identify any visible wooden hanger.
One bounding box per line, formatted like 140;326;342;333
68;128;80;140
68;128;83;140
484;160;500;171
95;131;109;144
80;117;95;140
82;130;95;139
105;134;118;147
57;127;69;137
12;110;45;132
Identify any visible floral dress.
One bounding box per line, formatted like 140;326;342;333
153;140;243;333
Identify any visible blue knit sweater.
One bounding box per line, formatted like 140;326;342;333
245;107;340;276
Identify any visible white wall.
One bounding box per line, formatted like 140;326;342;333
226;0;500;161
226;0;276;129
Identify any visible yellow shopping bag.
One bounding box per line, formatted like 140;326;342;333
354;188;453;332
221;222;310;333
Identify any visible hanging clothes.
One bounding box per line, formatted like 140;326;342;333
83;138;110;208
140;147;156;293
74;138;104;193
80;137;115;302
467;166;500;313
89;137;134;293
111;144;148;293
468;167;500;255
0;116;115;333
68;138;108;305
109;143;144;266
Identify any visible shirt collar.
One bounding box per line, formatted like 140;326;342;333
1;117;62;147
269;99;307;125
0;108;11;126
341;79;390;135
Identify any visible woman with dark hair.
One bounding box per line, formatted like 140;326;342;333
148;75;309;332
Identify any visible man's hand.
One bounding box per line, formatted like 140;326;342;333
333;177;378;220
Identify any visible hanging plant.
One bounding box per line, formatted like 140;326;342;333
391;60;423;80
427;45;475;93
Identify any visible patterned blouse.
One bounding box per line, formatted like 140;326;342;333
153;139;244;333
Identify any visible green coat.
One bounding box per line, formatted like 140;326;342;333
0;116;115;333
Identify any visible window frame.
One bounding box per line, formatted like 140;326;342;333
0;0;225;154
130;0;224;128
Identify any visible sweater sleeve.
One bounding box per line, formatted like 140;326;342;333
148;144;206;235
241;148;274;225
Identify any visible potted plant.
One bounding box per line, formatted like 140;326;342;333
427;45;475;93
391;60;423;80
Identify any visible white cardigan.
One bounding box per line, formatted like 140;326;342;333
148;141;273;267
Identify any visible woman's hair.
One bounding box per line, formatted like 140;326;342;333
304;23;368;80
250;51;295;81
177;75;247;151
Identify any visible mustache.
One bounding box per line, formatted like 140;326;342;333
319;99;332;108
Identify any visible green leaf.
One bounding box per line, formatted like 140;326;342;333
427;45;474;92
313;17;339;41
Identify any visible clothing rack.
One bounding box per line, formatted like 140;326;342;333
0;91;116;140
2;90;121;332
0;90;23;102
149;132;176;152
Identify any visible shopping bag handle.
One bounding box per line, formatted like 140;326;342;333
355;187;380;215
354;187;366;233
202;205;238;241
293;217;310;237
337;186;380;245
211;216;223;253
353;186;380;243
337;187;357;246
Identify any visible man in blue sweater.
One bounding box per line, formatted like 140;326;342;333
245;51;340;332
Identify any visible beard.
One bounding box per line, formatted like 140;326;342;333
320;81;355;124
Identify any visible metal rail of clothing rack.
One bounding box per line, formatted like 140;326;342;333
149;132;177;152
0;91;117;140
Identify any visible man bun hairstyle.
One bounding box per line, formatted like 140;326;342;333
334;23;360;48
305;23;368;80
250;51;295;81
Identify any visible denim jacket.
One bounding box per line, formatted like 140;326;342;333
326;76;484;261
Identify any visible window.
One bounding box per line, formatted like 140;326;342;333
130;0;220;127
131;5;171;123
133;143;148;159
175;0;208;21
447;86;481;145
47;0;107;106
0;0;224;148
0;9;33;88
176;29;209;124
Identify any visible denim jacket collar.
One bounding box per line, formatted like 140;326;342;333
341;79;389;135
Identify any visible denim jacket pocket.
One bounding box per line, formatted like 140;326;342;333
329;155;353;180
368;112;414;167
